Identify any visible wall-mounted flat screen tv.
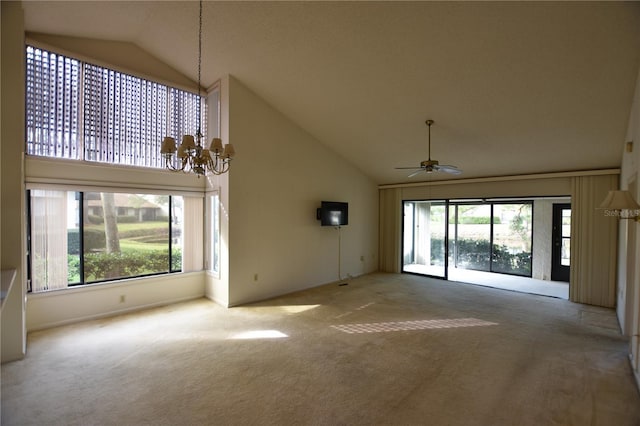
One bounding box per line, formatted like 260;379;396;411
317;201;348;226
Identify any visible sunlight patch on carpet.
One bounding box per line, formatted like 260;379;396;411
229;330;288;339
244;305;321;315
278;304;321;314
331;318;498;334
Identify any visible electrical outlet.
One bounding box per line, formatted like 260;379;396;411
119;295;125;303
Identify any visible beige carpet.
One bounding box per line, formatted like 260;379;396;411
2;273;639;425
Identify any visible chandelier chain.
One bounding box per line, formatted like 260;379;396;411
159;0;234;177
197;0;202;137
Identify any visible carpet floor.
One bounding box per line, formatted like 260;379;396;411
2;272;639;425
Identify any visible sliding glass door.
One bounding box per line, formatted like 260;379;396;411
403;199;533;280
492;203;532;276
402;200;448;278
451;203;492;272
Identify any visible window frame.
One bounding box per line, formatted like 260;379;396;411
26;188;192;292
206;190;221;278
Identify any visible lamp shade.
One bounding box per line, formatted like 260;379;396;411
598;190;640;210
160;137;177;154
209;138;224;153
181;135;196;150
223;143;235;158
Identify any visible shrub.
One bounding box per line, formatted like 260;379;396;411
68;229;81;255
119;227;168;239
84;228;106;251
448;217;501;225
117;215;138;223
84;250;173;281
67;255;81;283
454;238;491;271
429;237;530;276
87;215;104;225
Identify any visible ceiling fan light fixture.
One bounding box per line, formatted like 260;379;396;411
395;119;462;177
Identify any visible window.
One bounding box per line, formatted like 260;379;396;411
28;190;203;292
207;192;220;276
25;46;206;168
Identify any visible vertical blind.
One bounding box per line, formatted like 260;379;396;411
26;45;206;169
182;196;204;272
30;190;69;292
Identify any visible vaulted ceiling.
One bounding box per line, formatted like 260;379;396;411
21;1;640;185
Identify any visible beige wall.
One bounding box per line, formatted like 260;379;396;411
1;0;27;362
619;61;640;386
226;76;378;306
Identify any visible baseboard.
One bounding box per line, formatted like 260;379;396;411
228;272;370;307
205;293;229;308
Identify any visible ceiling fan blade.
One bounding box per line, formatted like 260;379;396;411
435;164;462;174
407;169;425;178
395;166;423;170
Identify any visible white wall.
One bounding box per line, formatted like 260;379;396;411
27;272;205;330
205;78;231;307
225;76;378;306
532;199;552;280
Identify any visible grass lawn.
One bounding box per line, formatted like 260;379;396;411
120;240;168;252
85;221;170;232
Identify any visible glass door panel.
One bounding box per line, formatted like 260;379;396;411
551;203;571;282
402;200;447;278
455;204;491;272
492;203;532;276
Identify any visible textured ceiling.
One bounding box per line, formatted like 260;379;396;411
22;1;640;185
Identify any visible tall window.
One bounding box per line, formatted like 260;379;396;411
207;192;220;276
25;46;206;168
28;190;203;292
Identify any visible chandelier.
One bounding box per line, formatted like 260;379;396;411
160;0;234;176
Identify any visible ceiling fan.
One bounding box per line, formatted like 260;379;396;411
396;119;462;177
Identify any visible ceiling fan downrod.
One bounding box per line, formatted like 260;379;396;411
426;119;434;161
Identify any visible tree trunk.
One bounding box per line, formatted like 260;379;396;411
101;192;120;253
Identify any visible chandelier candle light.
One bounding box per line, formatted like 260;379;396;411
160;0;235;176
